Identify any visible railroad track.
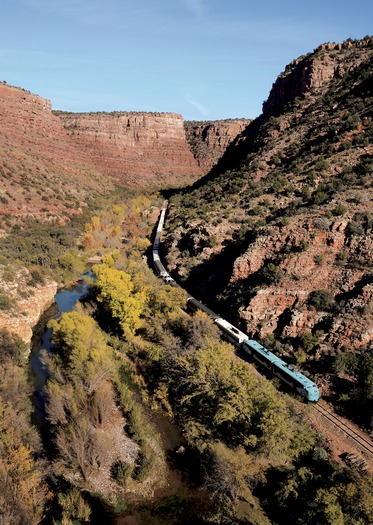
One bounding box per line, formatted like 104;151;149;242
314;401;373;464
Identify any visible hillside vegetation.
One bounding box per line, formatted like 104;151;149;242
165;38;373;428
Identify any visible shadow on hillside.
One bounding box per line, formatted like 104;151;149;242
176;231;261;324
162;113;269;200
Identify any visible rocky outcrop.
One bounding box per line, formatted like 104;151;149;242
0;265;57;347
263;38;372;116
57;112;203;187
165;37;373;361
232;216;373;350
184;119;251;171
1;84;238;229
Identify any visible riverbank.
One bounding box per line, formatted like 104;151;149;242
0;264;57;349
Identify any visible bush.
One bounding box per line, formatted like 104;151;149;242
0;330;28;364
308;290;336;312
29;269;46;286
259;263;283;285
332;203;348;216
0;289;13;310
311;190;329;205
1;267;15;282
313;254;324;266
346;221;364;236
336;250;348;263
111;460;133;485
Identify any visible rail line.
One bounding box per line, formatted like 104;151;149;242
154;202;373;468
314;401;373;462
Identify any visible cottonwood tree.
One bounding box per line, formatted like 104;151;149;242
46;311;117;481
93;264;147;339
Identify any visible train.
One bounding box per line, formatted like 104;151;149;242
152;201;320;403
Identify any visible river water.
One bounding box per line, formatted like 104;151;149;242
30;278;89;423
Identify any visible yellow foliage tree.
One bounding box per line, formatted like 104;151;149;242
0;441;50;524
49;310;113;390
93;263;147;339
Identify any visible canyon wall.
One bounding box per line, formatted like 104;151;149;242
57;111;203;187
0;264;57;346
0;82;249;229
165;38;373;359
263;38;372;116
0;82;109;227
184;119;251;171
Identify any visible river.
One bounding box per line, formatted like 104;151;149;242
30;278;90;425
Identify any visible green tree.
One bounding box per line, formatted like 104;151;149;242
259;262;283;285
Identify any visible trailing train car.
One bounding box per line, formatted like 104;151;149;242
153;232;161;251
153;250;175;284
153;250;167;277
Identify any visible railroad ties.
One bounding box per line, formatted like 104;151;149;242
315;400;373;472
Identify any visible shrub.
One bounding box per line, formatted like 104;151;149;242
332;203;348;216
0;290;13;310
336;250;348;263
346;221;364;236
111;460;133;486
1;267;15;282
311;190;329;205
29;269;46;286
308;290;336;312
259;263;283;285
206;234;218;248
313;254;324;266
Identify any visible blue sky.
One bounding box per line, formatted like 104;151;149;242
1;0;371;120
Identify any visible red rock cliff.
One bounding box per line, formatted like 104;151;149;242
0;264;57;347
57;111;203;187
0;82;110;226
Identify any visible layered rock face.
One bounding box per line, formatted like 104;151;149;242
0;265;57;346
165;38;373;360
185;119;251;171
57;112;203;187
0;82;250;230
0;83;112;183
233;218;373;352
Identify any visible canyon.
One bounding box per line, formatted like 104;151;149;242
0;37;372;525
0;82;247;230
0;83;247;343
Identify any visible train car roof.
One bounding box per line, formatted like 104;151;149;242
187;296;219;319
215;318;248;341
245;340;318;390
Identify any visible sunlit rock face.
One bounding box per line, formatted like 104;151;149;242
58;112;203;187
0;265;57;347
184;119;251;171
